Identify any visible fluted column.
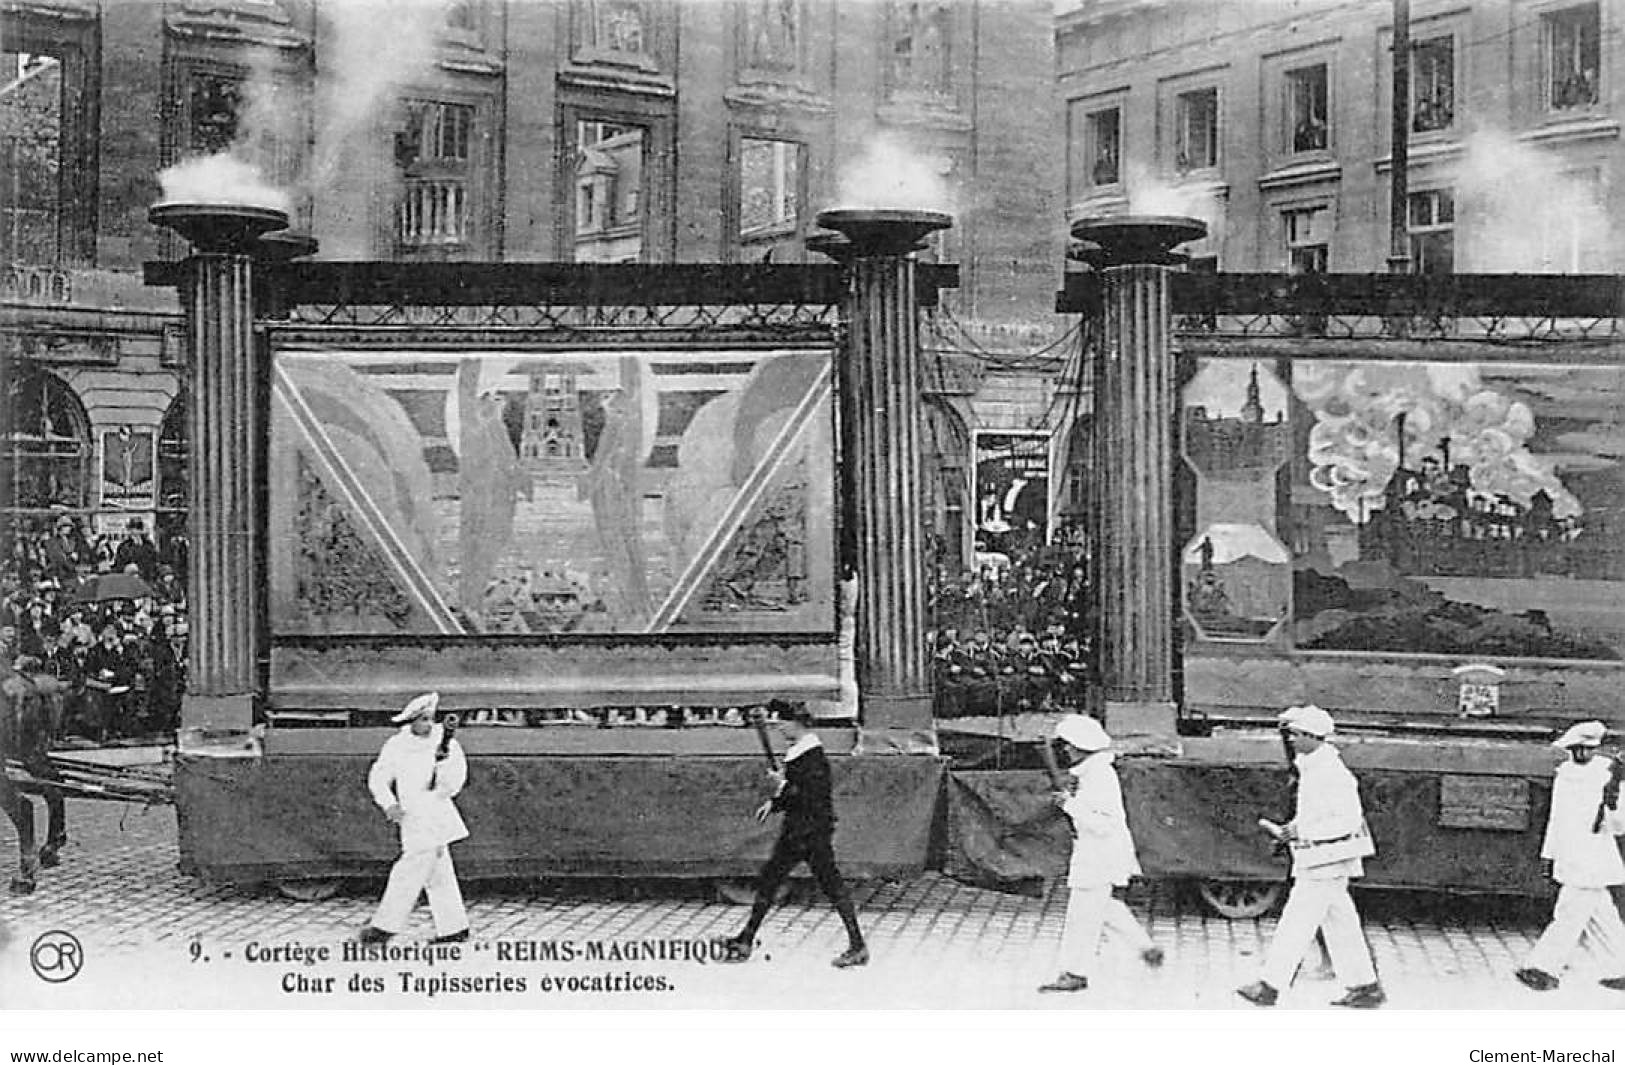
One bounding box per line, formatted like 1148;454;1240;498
151;204;289;741
1072;215;1205;741
813;209;950;754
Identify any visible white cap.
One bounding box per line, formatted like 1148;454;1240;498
1552;720;1606;750
391;691;440;725
1278;703;1336;739
1055;714;1111;752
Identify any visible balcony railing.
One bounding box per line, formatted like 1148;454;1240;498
397;178;469;248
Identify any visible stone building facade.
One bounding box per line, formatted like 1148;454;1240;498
3;0;1071;563
1057;0;1624;274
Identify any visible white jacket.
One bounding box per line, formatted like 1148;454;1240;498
368;723;469;853
1061;752;1142;887
1541;756;1625;888
1289;744;1369;880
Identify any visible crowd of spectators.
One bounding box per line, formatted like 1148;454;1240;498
928;523;1094;718
2;513;188;742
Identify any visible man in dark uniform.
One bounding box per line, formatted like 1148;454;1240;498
114;519;161;584
718;700;868;968
82;624;135;742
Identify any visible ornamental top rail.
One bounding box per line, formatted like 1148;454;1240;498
143;260;960;310
1056;271;1624;319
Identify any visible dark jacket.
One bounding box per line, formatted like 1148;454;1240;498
771;741;836;840
83;641;136;691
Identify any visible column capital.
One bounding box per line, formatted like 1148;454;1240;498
1070;214;1206;268
149;203;289;256
814;208;952;258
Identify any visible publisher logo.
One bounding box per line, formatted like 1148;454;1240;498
30;930;83;983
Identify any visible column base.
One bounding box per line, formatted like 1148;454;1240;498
854;725;939;756
180;693;257;742
858;691;934;731
1104;699;1181;751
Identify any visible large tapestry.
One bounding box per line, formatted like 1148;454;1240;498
268;345;836;636
1181;358;1625;660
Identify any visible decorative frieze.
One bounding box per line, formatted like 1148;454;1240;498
164;0;310;50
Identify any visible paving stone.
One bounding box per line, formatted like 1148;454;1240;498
6;800;1624;1008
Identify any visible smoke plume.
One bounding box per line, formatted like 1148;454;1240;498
1451;130;1613;273
833;131;957;214
155;0;445;246
1125;161;1221;220
1293;361;1581;524
156;155;292;213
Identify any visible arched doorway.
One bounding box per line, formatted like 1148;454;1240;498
3;366;92;516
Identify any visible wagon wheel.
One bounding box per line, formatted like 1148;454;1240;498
1194;879;1285;919
275;878;343;903
712;878;795;907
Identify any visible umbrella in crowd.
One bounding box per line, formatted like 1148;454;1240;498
75;572;155;603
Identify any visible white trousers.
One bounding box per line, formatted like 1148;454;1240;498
371;844;468;937
1526;885;1625;976
1058;885;1155;978
1262;877;1377;990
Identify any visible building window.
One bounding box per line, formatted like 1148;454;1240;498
1283;206;1329;274
739;137;801;239
1539;169;1606;272
889;0;952;99
188;71;241;154
1175;88;1219;173
1411;36;1454;133
574;119;645;262
2;29;94;267
1408;188;1454;274
1546;4;1600;111
741;0;800;74
2;52;63;264
1286;63;1329;152
3;368;91;511
1086;107;1121;186
395;100;476;250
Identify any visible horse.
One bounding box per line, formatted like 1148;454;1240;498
0;660;68;894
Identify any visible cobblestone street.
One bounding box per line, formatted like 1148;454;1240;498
3;798;1622;1010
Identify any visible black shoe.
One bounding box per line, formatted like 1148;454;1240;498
1599;976;1625;992
1141;946;1165;968
1236;980;1278;1007
355;926;392;945
832;945;869;969
8;877;36;896
1515;967;1559;992
1330;982;1386;1009
1038;972;1089;992
38;849;60;869
431;929;470;944
715;935;752;963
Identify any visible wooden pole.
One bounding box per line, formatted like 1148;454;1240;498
1388;0;1412;274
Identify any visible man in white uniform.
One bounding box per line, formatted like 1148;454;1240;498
357;692;471;944
1516;719;1625;993
1237;704;1385;1008
1038;714;1163;992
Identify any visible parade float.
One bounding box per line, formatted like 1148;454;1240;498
146;200;954;897
1016;216;1625;916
